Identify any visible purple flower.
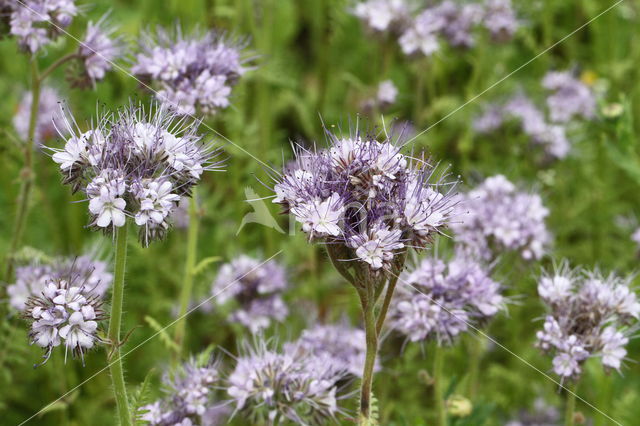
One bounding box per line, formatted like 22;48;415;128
542;71;596;123
132;25;251;116
535;262;639;379
388;252;504;344
208;255;288;332
76;15;125;87
9;0;78;53
272;128;456;274
452;175;551;260
13;86;64;145
482;0;519;42
353;0;411;34
49;101;223;245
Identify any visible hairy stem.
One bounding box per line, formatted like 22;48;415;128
434;345;447;426
375;251;407;335
4;60;41;282
358;283;378;425
108;225;132;426
565;382;577;426
173;193;200;360
38;52;79;82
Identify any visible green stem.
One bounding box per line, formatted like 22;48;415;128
4;60;41;283
375;251;407;335
414;62;425;125
108;225;132;426
173;193;200;360
38;52;79;83
466;335;483;398
358;284;378;425
434;345;447;426
565;382;577;426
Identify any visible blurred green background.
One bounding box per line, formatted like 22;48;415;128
1;0;640;424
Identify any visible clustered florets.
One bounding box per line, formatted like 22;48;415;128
7;0;77;53
353;0;517;57
7;254;112;311
132;25;250;116
13;86;64;145
535;263;639;380
208;255;288;332
50;102;223;245
75;16;125;87
389;253;504;343
452;175;550;261
24;274;107;366
227;340;348;425
142;358;229;426
273;130;456;273
284;322;379;377
474;71;596;159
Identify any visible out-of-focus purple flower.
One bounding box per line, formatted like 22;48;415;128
285;322;379;377
482;0;519;42
49;102;223;245
272;128;456;274
505;398;560;426
9;0;78;53
7;254;112;312
543;71;596;123
388;253;504;344
452;175;551;261
227;338;348;425
362;79;399;111
76;15;125;87
632;227;640;249
398;7;444;56
208;255;288;332
535;262;639;380
13;86;64;145
132;25;251;116
142;357;229;426
353;0;411;34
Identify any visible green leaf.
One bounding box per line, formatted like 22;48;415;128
192;256;221;276
130;369;156;426
144;316;179;353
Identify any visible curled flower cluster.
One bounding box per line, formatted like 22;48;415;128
474;71;596;159
75;16;125;87
208;255;288;332
388;253;504;343
142;358;229;426
13;86;64;145
132;25;250;116
398;0;518;57
7;254;112;311
8;0;78;53
285;322;379;377
272;129;456;273
24;274;107;365
227;340;348;425
50;102;223;245
452;175;551;261
535;263;639;380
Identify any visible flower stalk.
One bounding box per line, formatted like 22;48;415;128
108;224;132;426
433;344;447;426
358;279;378;425
565;382;577;426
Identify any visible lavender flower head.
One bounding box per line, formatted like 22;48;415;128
272;127;456;276
13;86;64;145
7;254;112;312
9;0;78;53
49;102;223;246
75;15;125;87
452;175;551;261
388;252;504;343
209;255;288;332
542;71;596;123
482;0;519;42
285;322;379;377
536;262;639;380
142;357;228;426
132;25;251;116
352;0;411;34
24;271;107;366
227;339;348;425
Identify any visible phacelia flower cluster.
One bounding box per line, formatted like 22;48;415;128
398;0;518;57
272;129;456;274
13;86;64;145
352;0;412;34
535;263;639;380
208;255;288;332
8;0;78;53
474;71;596;159
142;358;229;426
452;175;551;261
285;322;379;377
74;16;125;87
50;102;223;246
24;274;107;365
227;339;348;425
388;253;504;343
132;25;250;116
7;254;112;312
